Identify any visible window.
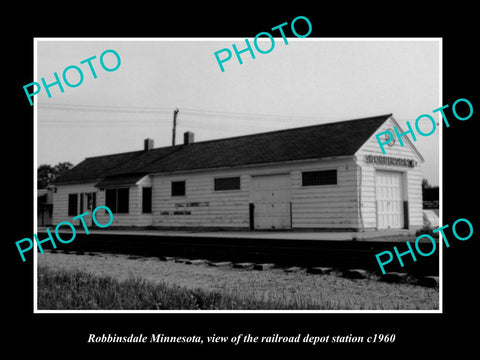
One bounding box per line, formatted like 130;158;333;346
171;181;186;196
214;177;240;191
105;188;129;213
86;192;96;211
142;187;152;213
302;170;337;186
68;193;78;216
80;193;84;213
117;188;129;213
105;189;117;213
80;192;96;213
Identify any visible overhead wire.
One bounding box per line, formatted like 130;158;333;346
38;103;173;114
180;106;343;123
37;103;354;131
37;103;340;120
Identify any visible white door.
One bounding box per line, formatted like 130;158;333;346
251;173;291;230
375;170;404;229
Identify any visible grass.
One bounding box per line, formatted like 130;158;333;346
37;266;417;310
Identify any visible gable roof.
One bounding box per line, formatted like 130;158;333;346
389;115;425;162
55;114;392;185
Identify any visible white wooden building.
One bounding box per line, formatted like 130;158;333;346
52;114;424;231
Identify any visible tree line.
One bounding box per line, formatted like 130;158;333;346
37;162;73;189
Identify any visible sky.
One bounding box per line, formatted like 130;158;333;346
35;38;440;186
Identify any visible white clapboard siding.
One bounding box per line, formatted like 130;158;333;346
151;171;250;228
148;158;361;230
52;181;154;228
52;182;98;226
53;158;363;230
355;116;425;230
290;159;360;229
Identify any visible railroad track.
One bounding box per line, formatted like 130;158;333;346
37;231;439;276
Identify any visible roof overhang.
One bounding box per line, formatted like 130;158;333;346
389;115;425;163
95;173;148;188
146;155;355;177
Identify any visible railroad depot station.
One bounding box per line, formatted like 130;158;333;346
49;114;425;234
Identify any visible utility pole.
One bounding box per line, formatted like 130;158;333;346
172;108;179;146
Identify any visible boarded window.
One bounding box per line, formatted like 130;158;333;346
302;170;337;186
214;177;240;191
68;193;78;216
105;188;129;213
142;187;152;213
171;181;186;196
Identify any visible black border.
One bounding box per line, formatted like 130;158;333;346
7;6;479;355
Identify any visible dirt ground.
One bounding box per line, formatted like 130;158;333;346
37;251;439;310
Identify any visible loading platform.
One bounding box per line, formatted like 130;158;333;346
36;228;439;275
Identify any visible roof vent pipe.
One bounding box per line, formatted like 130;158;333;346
184;131;194;146
144;138;154;151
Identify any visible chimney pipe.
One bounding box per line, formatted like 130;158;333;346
144;138;154;151
184;131;194;146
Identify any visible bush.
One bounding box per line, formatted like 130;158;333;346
415;225;438;238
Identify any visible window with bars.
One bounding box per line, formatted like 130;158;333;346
302;169;337;186
214;176;240;191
